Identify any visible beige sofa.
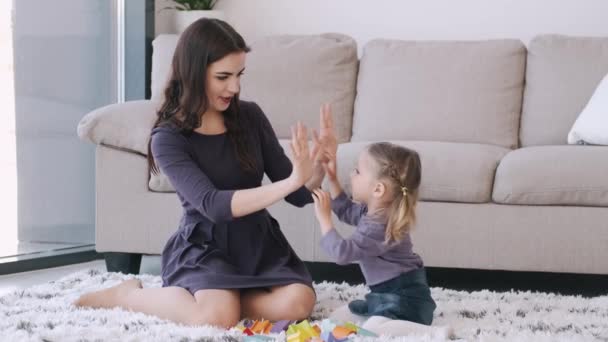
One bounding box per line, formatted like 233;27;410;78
78;33;608;275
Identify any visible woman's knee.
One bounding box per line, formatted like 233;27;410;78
191;289;241;328
188;305;240;328
275;285;316;320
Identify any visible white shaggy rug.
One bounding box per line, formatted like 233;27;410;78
1;269;607;342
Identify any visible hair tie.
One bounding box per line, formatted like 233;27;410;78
401;186;408;197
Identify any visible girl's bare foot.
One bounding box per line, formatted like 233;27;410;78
74;278;142;309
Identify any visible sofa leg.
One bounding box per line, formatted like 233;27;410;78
104;252;142;274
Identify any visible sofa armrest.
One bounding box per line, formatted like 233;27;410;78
77;99;161;155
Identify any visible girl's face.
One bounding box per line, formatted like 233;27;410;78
205;52;246;113
350;150;380;203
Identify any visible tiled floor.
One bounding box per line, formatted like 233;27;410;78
0;255;162;297
0;0;18;260
0;260;106;296
0;240;89;259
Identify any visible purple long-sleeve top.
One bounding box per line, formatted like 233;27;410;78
320;192;423;286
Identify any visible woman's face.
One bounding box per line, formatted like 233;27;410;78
205;51;246;113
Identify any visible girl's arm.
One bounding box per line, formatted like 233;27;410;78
331;192;367;226
323;152;367;226
312;189;362;235
310;188;388;265
320;228;388;265
307;104;337;191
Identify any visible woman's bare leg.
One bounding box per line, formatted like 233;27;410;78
240;283;315;321
74;280;240;328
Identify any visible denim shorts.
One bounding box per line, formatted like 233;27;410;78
348;267;436;325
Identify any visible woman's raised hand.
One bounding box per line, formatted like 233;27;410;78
288;122;321;188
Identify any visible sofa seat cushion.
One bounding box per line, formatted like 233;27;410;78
150;139;510;203
493;146;608;206
330;141;509;203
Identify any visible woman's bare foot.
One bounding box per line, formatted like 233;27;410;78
74;278;142;309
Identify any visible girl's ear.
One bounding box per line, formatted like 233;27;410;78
373;181;386;198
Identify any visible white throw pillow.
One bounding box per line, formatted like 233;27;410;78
568;72;608;145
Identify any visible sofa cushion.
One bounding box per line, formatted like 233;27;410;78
568;71;608;145
351;39;526;149
149;169;174;193
77;100;160;155
151;33;358;143
240;33;358;143
327;141;509;203
151;35;178;102
493;146;608;206
520;35;608;146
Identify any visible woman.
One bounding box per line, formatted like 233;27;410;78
75;18;337;328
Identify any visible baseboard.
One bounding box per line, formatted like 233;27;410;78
0;246;103;275
18;224;94;245
304;262;608;297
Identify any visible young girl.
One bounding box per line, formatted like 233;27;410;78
312;142;450;336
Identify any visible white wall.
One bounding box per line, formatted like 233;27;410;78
156;0;608;47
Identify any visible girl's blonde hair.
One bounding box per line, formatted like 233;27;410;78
366;142;422;243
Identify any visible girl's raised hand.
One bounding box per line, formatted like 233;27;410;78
322;151;338;182
311;188;332;232
319;103;337;156
314;103;337;164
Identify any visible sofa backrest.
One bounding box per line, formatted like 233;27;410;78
151;33;358;143
519;34;608;146
351;39;526;149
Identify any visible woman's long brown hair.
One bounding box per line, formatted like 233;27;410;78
148;18;256;174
